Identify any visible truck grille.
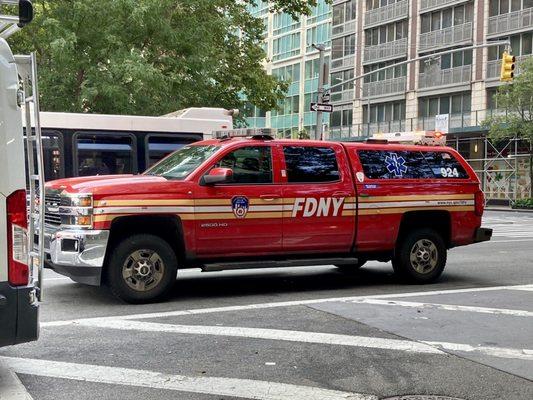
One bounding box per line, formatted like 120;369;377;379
44;191;62;226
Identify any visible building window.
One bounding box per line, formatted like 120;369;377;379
420;3;473;34
488;32;533;60
306;22;331;52
273;13;300;36
272;32;301;61
332;33;355;60
366;0;402;12
333;0;356;27
490;0;533;17
331;108;353;128
420;49;472;73
418;92;471;117
272;95;300;117
307;0;332;25
363;101;406;123
272;63;301;83
365;20;408;46
364;59;407;82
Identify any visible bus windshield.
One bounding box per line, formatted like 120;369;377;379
144;144;220;180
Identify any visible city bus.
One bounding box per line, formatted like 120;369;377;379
37;108;236;181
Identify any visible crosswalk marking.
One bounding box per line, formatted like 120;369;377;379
41;284;533;328
76;319;533;361
0;356;376;400
348;299;533;317
78;319;444;355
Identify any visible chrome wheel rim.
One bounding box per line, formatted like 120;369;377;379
409;239;438;274
122;249;165;292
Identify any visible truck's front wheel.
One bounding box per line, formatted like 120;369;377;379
106;234;178;303
392;229;446;283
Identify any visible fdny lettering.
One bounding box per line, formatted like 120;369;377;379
292;197;344;217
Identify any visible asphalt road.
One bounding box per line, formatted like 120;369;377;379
1;210;532;400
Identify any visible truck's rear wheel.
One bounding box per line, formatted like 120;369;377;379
106;234;177;303
392;229;446;283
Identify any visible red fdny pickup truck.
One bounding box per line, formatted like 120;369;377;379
43;130;492;303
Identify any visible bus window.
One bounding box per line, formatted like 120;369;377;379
42;132;63;181
146;135;196;168
75;133;135;176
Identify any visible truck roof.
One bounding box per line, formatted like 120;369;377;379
195;137;453;153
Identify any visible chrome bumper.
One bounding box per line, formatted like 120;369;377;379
43;225;109;286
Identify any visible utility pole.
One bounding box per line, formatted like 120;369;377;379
312;43;326;140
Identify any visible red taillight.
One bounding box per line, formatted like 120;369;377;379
475;190;485;217
7;189;29;286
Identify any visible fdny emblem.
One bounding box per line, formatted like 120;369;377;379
232;196;249;219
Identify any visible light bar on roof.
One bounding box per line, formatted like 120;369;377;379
212;128;277;139
371;131;446;146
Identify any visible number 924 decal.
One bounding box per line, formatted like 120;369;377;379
440;167;459;178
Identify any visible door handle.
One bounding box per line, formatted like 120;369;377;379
332;192;351;198
260;194;280;201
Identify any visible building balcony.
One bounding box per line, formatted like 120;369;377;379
488;8;533;37
331;88;354;104
364;38;408;64
420;0;469;13
332;20;356;38
364;0;408;28
419;22;472;52
331;54;355;72
418;65;472;90
363;76;407;98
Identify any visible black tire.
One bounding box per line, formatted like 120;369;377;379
392;228;447;283
106;234;178;304
335;259;367;273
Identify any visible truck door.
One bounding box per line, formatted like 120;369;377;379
194;143;283;258
280;144;356;254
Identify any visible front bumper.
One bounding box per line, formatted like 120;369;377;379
43;224;109;286
474;227;493;243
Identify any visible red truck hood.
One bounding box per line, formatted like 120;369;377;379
45;174;185;196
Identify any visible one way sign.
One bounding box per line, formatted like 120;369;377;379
310;102;334;113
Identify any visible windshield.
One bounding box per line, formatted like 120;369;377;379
144;144;220;179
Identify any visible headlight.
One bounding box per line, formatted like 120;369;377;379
58;193;93;228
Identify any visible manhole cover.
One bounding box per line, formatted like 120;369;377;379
383;397;466;400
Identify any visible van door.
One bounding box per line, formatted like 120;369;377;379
280;144;356;254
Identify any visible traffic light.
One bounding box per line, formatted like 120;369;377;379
500;51;516;82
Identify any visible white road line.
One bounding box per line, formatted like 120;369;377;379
78;319;533;361
424;342;533;361
78;319;444;355
348;299;533;317
0;356;376;400
42;283;533;328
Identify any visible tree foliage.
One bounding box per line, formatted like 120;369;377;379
10;0;324;116
483;57;533;142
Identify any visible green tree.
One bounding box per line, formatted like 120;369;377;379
11;0;324;116
483;57;533;198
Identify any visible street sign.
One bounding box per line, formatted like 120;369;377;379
310;102;333;113
321;91;330;103
435;114;449;134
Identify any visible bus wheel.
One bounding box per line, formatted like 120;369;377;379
106;234;177;303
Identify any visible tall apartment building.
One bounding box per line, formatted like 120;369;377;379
329;0;533;138
245;0;332;138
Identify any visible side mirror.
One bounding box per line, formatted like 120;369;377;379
203;168;233;185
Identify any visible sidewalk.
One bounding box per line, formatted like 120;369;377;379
0;361;33;400
486;205;533;213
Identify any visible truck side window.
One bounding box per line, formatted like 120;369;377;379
283;146;340;183
423;151;469;179
215;146;272;184
358;150;434;179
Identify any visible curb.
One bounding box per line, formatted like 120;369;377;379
486;207;533;213
0;362;33;400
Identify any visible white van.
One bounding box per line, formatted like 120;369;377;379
0;0;41;347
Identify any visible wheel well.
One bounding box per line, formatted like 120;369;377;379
396;211;451;248
104;215;185;275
